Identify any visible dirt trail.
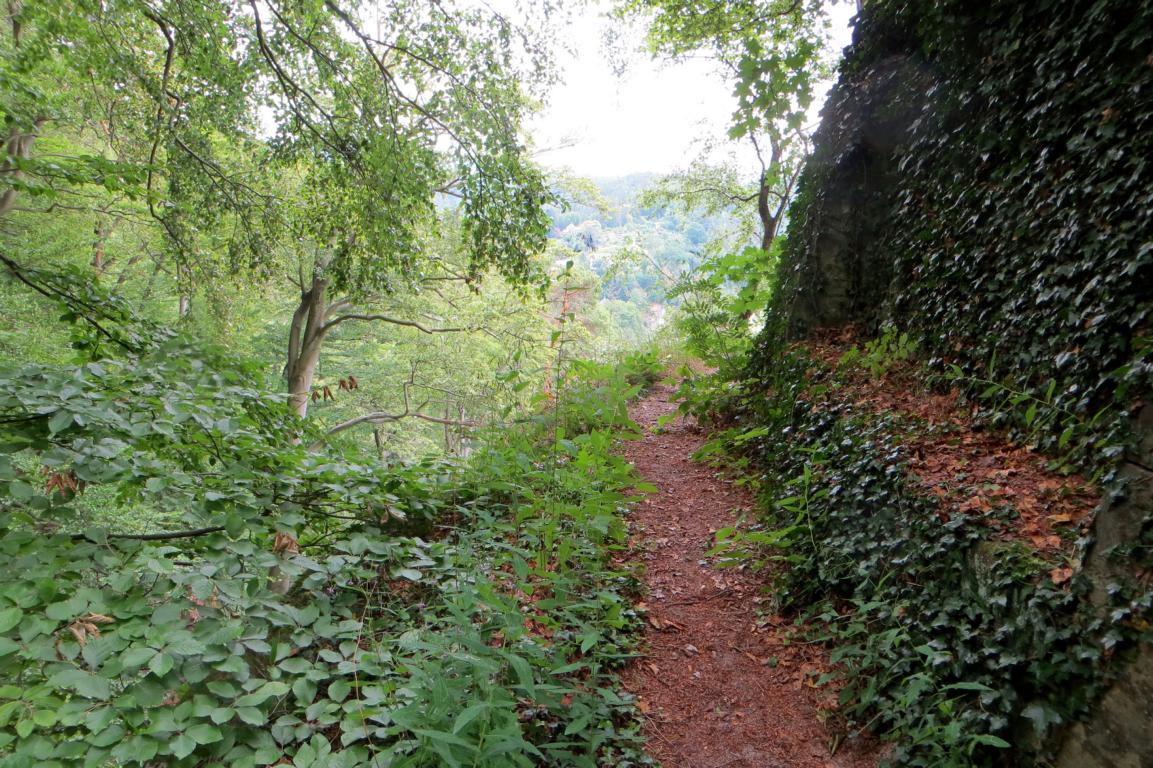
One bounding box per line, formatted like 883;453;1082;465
620;382;879;768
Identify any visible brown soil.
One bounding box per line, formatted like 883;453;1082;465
620;382;882;768
805;328;1099;566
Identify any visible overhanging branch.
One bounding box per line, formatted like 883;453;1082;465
316;410;479;445
321;312;467;335
308;363;478;450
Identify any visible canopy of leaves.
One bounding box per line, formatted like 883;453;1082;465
615;0;831;138
3;0;555;297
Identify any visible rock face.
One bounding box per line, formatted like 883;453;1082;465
1056;657;1153;768
760;0;1153;763
1063;459;1153;768
782;54;935;336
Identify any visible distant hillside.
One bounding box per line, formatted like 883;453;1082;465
546;173;734;310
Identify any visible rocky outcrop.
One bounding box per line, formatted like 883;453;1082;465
758;0;1153;763
782;54;934;335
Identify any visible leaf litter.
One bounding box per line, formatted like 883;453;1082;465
804;329;1099;564
619;382;881;768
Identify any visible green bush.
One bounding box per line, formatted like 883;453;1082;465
0;282;656;767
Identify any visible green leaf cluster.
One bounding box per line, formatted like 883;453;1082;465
0;275;659;766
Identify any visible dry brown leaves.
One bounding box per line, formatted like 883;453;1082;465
803;330;1098;563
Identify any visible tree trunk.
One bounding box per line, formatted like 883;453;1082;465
757;174;779;253
756;137;785;253
176;262;191;317
92;216;107;272
285;275;330;418
0;119;46;219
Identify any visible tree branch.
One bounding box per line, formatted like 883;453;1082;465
0;253;136;352
71;525;226;542
308;362;479;450
321;313;467;335
317;410;479;446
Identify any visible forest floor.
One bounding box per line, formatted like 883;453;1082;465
619;381;882;768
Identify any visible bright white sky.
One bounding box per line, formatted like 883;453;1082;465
528;2;857;177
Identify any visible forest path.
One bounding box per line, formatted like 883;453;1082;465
619;382;879;768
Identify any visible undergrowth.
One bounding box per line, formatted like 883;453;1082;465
0;301;664;767
676;352;1153;767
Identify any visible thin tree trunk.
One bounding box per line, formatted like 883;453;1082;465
285;275;329;418
756;137;785;253
176;262;191;317
92;216;107;272
757;175;779;253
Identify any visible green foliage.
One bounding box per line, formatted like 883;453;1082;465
610;0;833;371
755;0;1153;476
0;272;656;767
664;244;779;378
614;0;828;139
838;326;918;379
4;0;557;292
618;350;664;390
940;365;1112;477
707;352;1153;766
546;172;735;335
636;160;764;257
3;0;563;440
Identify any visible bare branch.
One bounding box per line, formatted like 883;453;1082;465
321;313;467;335
319;410;479;444
308;363;479;450
71;525;226;542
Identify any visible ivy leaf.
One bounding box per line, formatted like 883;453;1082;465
1021;703;1062;735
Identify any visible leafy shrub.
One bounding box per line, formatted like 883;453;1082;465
838;326;918;379
0;277;656;767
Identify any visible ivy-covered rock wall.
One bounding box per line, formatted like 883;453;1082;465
753;0;1153;764
761;0;1152;469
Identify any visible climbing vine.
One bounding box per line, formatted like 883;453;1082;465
754;0;1153;473
733;7;1153;754
702;352;1152;766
